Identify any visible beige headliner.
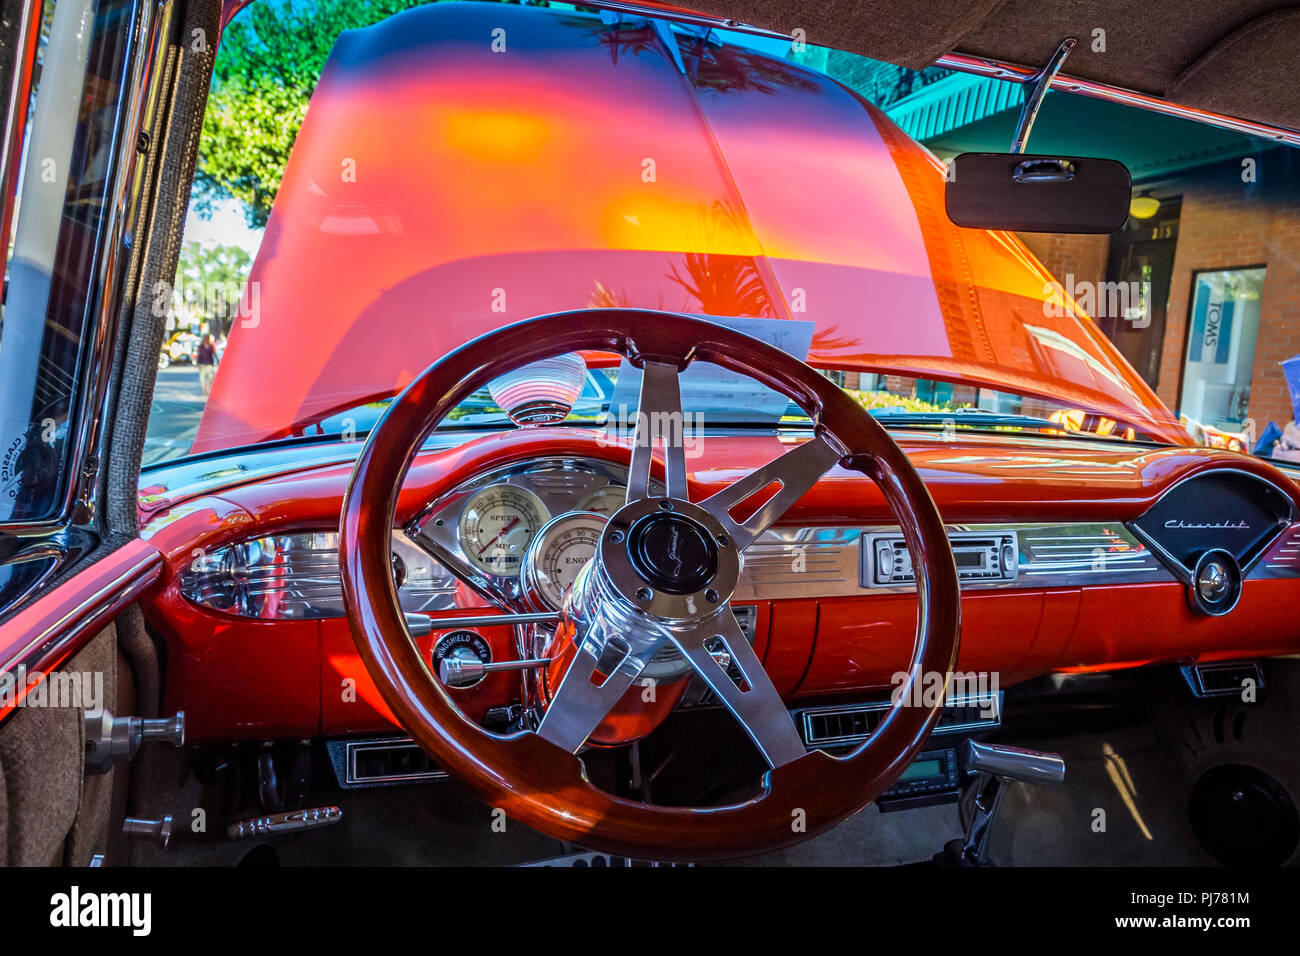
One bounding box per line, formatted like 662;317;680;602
640;0;1300;134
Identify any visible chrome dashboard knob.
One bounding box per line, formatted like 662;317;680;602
439;646;487;687
1188;549;1242;616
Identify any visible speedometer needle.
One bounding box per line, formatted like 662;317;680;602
477;516;521;556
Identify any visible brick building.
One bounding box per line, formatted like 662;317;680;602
799;47;1300;437
1023;156;1300;432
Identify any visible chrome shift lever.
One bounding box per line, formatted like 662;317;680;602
956;740;1065;865
965;739;1065;785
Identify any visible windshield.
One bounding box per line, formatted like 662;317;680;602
143;0;1299;466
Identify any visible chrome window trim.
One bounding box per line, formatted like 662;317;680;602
1;0;172;535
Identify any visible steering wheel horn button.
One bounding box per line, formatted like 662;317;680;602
596;495;740;621
626;510;718;594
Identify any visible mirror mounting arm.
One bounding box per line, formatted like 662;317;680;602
1010;37;1077;154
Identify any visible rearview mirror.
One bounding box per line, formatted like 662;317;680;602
945;153;1132;234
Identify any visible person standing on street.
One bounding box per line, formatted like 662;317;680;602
197;333;217;395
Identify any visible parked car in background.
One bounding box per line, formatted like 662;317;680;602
156;331;200;370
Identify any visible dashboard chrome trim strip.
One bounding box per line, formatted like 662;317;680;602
172;461;1300;623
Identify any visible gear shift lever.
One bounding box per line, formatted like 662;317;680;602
945;740;1065;865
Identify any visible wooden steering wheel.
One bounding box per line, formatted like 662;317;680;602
339;309;960;861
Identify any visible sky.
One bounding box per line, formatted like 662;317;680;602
182;198;265;258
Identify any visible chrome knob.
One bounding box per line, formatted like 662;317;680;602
1197;560;1229;601
84;710;186;774
439;647;487;687
123;815;172;849
140;711;186;747
1188;549;1242;616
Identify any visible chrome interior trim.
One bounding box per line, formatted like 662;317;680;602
739;521;1170;600
180;461;1300;622
0;543;163;707
181;516;1182;622
340;737;449;786
797;691;1003;749
935;51;1300;147
1125;467;1297;585
1255;523;1300;579
179;529;456;619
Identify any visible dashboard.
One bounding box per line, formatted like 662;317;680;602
136;429;1300;745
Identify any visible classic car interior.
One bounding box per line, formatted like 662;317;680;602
2;0;1300;884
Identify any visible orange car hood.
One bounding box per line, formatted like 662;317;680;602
192;1;1184;452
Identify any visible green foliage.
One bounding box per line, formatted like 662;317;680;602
173;240;254;333
847;390;970;415
194;0;432;227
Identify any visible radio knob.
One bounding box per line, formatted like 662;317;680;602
1001;543;1016;573
877;547;894;578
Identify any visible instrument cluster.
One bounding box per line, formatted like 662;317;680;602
408;457;653;611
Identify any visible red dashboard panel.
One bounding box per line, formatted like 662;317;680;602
136;430;1300;742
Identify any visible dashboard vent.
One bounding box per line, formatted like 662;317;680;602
804;706;884;746
799;692;1001;748
327;737;449;788
1181;661;1265;699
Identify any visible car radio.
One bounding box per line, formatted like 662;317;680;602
862;531;1018;587
876;746;962;811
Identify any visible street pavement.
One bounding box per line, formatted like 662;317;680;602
143;366;208;467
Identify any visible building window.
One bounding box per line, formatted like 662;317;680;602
1179;267;1267;430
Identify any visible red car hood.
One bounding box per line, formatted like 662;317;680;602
192;2;1185;453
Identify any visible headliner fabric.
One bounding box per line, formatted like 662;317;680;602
635;0;1300;131
1170;7;1300;131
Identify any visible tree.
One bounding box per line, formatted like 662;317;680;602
194;0;432;227
171;240;254;335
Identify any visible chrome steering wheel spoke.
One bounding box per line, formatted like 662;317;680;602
666;606;807;769
699;433;842;552
627;360;689;503
535;629;661;754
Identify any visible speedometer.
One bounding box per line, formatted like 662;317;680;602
457;484;549;577
522;511;607;609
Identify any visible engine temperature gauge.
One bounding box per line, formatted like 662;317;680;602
521;511;607;610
